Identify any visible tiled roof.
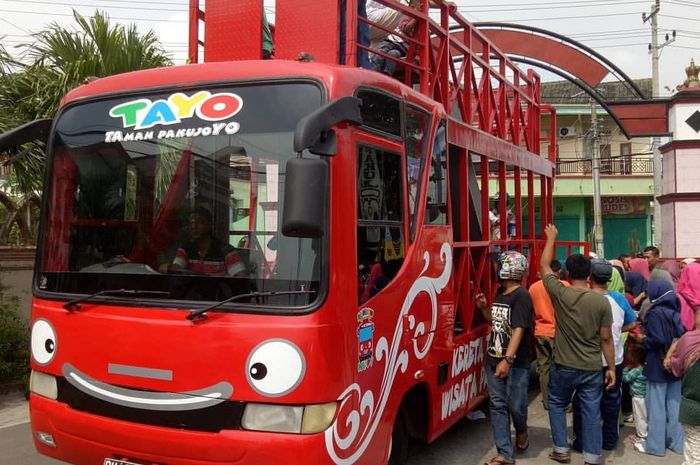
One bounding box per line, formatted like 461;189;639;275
541;78;652;104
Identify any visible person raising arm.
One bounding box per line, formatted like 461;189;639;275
541;224;615;389
540;224;615;465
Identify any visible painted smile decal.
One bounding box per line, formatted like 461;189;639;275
62;363;233;411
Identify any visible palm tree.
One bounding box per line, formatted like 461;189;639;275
25;10;172;115
0;11;172;244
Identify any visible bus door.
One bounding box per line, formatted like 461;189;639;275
434;141;491;435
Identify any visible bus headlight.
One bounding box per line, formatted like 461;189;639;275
242;402;337;434
30;370;57;400
242;403;303;433
301;402;337;434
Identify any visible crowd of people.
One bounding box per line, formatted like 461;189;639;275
478;225;700;465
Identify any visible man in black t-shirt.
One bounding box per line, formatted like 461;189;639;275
476;251;534;465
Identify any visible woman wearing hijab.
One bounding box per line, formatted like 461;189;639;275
629;257;651;280
662;260;681;286
636;280;686;456
669;308;700;465
677;262;700;331
609;265;637;427
608;267;626;294
681;258;696;271
625;271;648;310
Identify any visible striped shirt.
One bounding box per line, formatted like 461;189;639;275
173;241;246;276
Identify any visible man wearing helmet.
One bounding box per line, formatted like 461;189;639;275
476;251;534;465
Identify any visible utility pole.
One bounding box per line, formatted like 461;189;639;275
591;98;604;258
643;0;675;247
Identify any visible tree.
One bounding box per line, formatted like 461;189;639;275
0;11;172;243
0;10;172;192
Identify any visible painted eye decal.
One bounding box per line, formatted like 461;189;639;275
246;339;306;397
31;319;57;365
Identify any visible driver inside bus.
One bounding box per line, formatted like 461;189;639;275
159;207;248;277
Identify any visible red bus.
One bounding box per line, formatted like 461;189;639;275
0;1;587;464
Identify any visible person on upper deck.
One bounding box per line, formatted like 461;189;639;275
366;0;439;74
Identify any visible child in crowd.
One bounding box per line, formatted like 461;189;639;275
623;343;648;444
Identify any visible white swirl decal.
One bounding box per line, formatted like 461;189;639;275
325;243;452;465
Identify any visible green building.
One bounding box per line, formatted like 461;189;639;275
540;79;654;258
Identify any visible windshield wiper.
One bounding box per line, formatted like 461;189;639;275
187;290;317;321
63;289;171;311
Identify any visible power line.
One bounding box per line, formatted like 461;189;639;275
660;14;700;22
666;0;700;7
471;12;640;23
670;44;700;50
0;8;186;22
80;0;188;4
579;33;653;42
461;0;645;12
2;0;187;13
463;0;644;7
0;15;31;35
567;28;648;37
594;42;648;48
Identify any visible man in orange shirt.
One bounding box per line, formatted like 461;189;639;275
529;259;569;409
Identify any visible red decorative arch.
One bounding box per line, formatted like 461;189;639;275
474;23;669;137
480;29;609;88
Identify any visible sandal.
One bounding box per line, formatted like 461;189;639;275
548;450;571;464
484;455;515;465
515;431;529;451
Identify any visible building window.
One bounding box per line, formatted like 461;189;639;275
600;144;611;174
620;143;632;174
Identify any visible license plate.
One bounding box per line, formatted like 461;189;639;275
104;459;142;465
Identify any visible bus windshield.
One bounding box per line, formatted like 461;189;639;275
37;81;326;309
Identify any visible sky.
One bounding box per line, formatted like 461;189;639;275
0;0;698;96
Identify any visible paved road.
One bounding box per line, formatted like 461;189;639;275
0;423;63;465
0;391;684;465
406;391;682;465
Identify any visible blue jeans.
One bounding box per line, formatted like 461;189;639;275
644;380;684;456
339;0;371;68
573;364;623;451
356;0;370;69
548;363;603;464
486;363;529;461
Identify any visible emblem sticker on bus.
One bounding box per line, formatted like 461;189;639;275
105;91;243;143
357;308;375;372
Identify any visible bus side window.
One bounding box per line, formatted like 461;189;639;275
357;145;404;305
425;122;447;225
404;106;431;238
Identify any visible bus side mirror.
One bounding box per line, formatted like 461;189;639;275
0;118;53;155
282;157;327;238
293;96;362;155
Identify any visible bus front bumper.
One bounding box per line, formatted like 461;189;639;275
30;394;332;465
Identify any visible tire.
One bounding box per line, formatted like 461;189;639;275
387;410;409;465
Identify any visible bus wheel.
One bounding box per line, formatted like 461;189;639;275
388;410;409;465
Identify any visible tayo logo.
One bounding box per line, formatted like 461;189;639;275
109;91;243;130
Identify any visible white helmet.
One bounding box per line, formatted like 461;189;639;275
497;251;528;281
